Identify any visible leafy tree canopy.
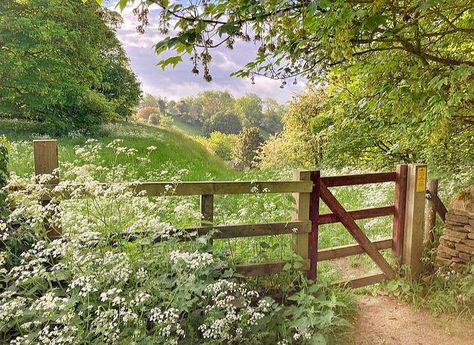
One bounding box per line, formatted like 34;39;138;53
117;0;472;174
0;0;141;133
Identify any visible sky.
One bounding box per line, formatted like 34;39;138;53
109;2;306;103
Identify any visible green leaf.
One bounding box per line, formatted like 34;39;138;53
158;55;182;69
217;22;241;36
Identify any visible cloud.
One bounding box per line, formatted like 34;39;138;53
110;1;303;103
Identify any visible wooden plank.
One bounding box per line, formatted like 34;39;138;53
200;194;214;226
402;164;426;278
187;221;311;239
292;171;312;267
392;164;408;257
319;181;396;279
308;171;320;280
134;180;313;196
35;180;314;200
432;194;447;223
319;238;392;261
33;140;59;183
236;259;310;277
334;273;386;289
321;172;396;187
319;206;395;225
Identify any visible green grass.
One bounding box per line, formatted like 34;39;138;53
0;119;237;180
172;118;206;137
2;118;396;279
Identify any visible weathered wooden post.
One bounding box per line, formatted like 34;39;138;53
33;140;60;238
402;164;427;278
424;179;438;247
200;194;214;226
308;171;320;280
392;164;408;258
292;170;315;278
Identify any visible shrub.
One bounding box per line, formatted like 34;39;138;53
159;114;174;128
148;113;160;126
233;127;264;169
134;107;161;122
204;112;242;135
206;132;238;161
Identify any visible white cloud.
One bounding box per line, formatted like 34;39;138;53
108;1;304;103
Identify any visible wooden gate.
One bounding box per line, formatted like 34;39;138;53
30;140;427;288
294;165;427;287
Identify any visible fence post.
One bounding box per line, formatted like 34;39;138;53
424;179;438;248
392;164;408;259
402;164;427;278
33;140;60;238
200;194;214;226
308;171;320;280
292;170;312;276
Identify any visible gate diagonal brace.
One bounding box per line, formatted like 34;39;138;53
319;181;396;279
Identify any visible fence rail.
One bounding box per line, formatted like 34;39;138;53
23;140;429;286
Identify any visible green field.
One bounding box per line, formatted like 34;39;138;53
1;119;236;180
2;118;395;278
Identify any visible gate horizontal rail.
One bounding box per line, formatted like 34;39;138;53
24;140;428;286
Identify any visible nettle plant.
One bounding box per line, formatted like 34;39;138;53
0;140;352;344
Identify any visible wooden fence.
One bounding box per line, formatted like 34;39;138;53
31;140;429;287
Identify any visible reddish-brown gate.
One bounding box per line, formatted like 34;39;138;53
304;165;421;287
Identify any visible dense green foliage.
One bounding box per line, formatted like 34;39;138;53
203;111;242;135
233;127;264;169
0;0;141;133
125;0;473;178
165;91;284;136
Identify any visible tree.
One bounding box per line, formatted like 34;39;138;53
261;98;285;134
122;0;473;175
234;93;263;128
233;127;264;169
203;112;242;135
142;94;167;113
134;107;161;122
194;91;235;121
0;0;140;132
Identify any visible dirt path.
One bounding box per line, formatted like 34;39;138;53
352;295;474;345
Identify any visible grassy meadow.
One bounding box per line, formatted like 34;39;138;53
2;118;396;283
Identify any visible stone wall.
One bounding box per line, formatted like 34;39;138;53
436;186;474;270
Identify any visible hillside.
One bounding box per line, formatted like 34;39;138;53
0;119;237;180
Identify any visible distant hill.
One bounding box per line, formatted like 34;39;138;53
0;119;237;180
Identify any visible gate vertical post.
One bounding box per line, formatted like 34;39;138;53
402;164;427;278
292;170;311;275
424;179;438;248
33;140;60;239
308;171;320;280
392;164;408;259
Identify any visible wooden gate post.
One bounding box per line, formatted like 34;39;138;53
292;170;312;276
34;140;59;183
424;179;438;248
33;140;60;238
402;164;427;278
392;164;408;259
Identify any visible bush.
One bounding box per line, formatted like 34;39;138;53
233;127;264;169
148;113;160;126
159;114;174;128
206;132;238;160
134;107;161;122
204;112;242;135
